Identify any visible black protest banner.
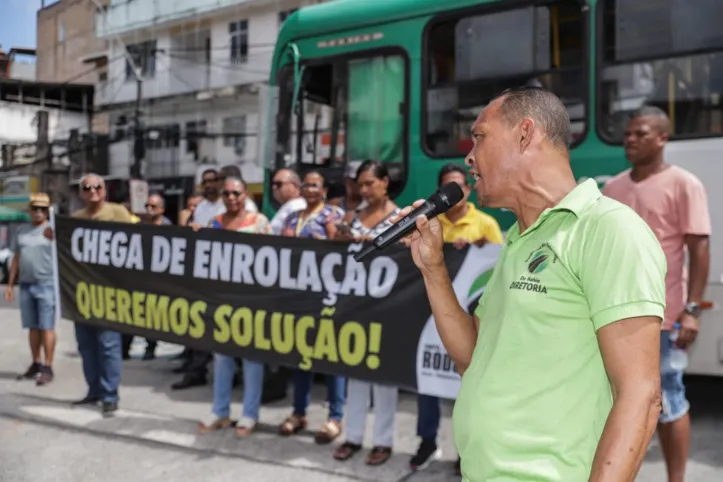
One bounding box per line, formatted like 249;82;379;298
54;216;499;394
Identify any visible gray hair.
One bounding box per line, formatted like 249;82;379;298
148;193;166;209
494;87;571;151
275;168;300;186
79;173;105;187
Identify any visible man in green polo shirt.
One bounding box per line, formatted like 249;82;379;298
397;87;666;481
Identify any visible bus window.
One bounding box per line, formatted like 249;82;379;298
599;0;723;142
423;0;585;157
275;52;407;198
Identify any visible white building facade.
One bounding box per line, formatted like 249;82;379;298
95;0;322;186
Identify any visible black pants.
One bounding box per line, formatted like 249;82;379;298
183;349;213;379
122;335;157;357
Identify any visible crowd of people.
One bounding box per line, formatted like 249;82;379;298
4;88;711;482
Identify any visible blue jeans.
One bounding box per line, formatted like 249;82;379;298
660;331;690;423
292;370;345;421
19;282;55;331
212;354;265;421
417;394;441;442
74;323;122;403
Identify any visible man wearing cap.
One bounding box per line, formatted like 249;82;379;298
71;173;132;415
5;193;57;386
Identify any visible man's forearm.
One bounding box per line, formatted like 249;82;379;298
7;255;19;287
422;266;476;373
687;243;709;302
589;386;660;482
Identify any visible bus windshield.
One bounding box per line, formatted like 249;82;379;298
598;0;723;142
275;51;407;196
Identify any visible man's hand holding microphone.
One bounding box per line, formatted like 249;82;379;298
361;183;478;375
393;199;446;277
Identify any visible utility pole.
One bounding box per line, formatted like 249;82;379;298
131;77;144;179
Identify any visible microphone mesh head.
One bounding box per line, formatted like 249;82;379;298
439;182;465;208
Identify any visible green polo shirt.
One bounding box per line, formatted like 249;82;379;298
452;179;666;482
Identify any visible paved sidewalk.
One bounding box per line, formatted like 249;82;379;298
1;307;722;481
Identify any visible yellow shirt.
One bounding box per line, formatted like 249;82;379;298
72;202;132;223
438;202;504;244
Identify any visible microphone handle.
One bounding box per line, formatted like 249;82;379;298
372;200;436;248
352;200;436;262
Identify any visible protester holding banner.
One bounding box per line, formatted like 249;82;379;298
396;87;666;482
6;193;56;386
332;160;400;466
71;174;132;415
198;177;274;437
280;170;346;444
411;162;503;474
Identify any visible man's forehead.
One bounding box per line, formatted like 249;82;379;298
472;100;503;131
627;115;664;132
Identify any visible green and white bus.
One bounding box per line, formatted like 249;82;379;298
260;0;723;376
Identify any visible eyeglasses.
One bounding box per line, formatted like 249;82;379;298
30;205;48;212
222;190;244;198
145;203;159;209
82;184;102;192
271;181;283;189
301;183;322;190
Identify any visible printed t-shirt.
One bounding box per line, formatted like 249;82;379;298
453;179;666;481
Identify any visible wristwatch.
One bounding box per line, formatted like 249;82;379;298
684;302;702;318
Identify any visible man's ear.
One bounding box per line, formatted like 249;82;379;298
519;118;535;152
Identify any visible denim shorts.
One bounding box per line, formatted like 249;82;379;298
659;330;690;424
19;282;56;331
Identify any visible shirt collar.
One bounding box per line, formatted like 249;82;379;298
439;202;477;226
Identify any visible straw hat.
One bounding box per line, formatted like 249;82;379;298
30;193;50;208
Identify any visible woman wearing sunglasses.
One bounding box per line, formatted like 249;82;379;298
197;177;272;438
279;170;347;444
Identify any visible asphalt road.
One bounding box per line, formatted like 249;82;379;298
0;301;722;482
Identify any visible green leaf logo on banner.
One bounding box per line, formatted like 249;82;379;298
467;268;494;299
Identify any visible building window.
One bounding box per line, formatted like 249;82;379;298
223;116;247;155
423;0;585;156
147;124;181;150
125;40;157;81
598;0;723;142
278;9;297;29
229;20;248;64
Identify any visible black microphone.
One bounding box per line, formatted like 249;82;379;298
353;182;464;262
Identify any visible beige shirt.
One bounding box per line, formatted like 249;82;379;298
72;202;132;223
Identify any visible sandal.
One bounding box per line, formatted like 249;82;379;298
279;414;307;436
366;446;392;466
333;441;362;461
235;417;257;438
314;419;342;445
198;417;234;433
